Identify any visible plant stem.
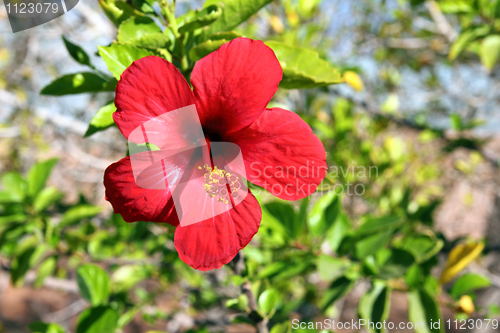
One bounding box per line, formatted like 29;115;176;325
233;252;269;333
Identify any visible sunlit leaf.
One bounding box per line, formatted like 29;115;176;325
201;0;272;38
1;171;25;202
41;73;111;96
11;244;49;286
480;35;500;70
189;39;228;62
316;255;352;282
76;264;111;306
258;289;279;316
27;158;58;199
76;306;119;333
29;322;65;333
112;265;151;292
34;256;57;288
358;281;391;333
59;205;103;227
356;216;402;236
85;100;117;137
265;41;343;89
307;191;339;236
320;276;354;311
449;25;490;60
178;5;222;34
63;36;93;68
450;273;491;299
264;201;303;240
99;0;142;27
98;44;155;80
379;249;415;280
355;230;392;259
117;16;161;43
407;288;444;333
33;187;63;212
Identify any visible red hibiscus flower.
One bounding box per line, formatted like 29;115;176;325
104;37;326;271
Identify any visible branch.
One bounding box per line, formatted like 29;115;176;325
232;252;269;333
354;98;500;168
387;38;429;49
425;0;458;43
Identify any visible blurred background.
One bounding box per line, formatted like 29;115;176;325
1;0;500;332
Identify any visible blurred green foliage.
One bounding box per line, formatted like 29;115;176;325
1;0;499;332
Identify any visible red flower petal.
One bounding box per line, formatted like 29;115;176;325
191;37;282;135
113;56;196;143
174;189;261;271
104;154;179;225
225;108;327;200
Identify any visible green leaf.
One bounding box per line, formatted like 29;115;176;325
63;36;93;67
320;276;354;311
201;0;272;37
34;256;57;288
265;41;343;89
480;35;500;70
450;114;463;131
264;201;303;239
405;264;425;288
112;264;151;292
84;100;117;137
407;288;444;333
438;0;474;13
450;273;491;299
117;308;139;328
76;264;111;306
131;0;155;13
449;25;490;60
29;322;65;333
179;5;222;34
117;16;161;43
189;39;228;62
76;306;119;333
0;190;22;204
379;249;415;280
33;187;63;212
11;244;49;286
355;229;392;259
41;73;110;96
326;213;351;252
356;216;402;236
98;44;155;80
59;205;103;227
307;191;339;236
258;289;279;316
1;171;25;202
99;0;141;27
270;322;292;333
401;235;443;263
0;214;27;225
132;33;172;50
209;31;242;40
358;281;391;333
27;158;58;199
316;255;352;282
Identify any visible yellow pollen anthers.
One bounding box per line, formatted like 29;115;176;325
198;164;241;204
